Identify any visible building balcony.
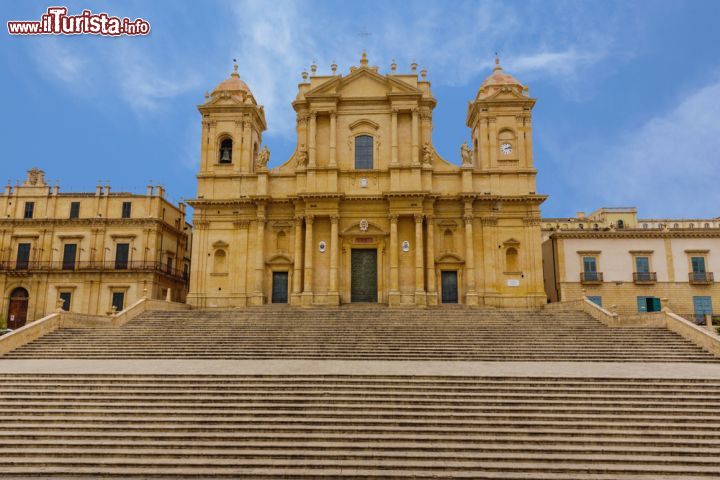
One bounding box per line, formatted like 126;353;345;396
0;261;188;283
689;271;714;284
633;272;657;284
580;272;603;284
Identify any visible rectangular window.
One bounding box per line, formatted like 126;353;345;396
637;296;662;313
691;256;706;273
115;243;129;269
166;256;173;274
635;256;650;273
62;243;77;270
69;202;80;219
59;292;72;311
583;256;597;272
121;202;132;219
183;263;189;280
23;202;34;219
111;292;125;312
16;243;31;269
587;296;602;307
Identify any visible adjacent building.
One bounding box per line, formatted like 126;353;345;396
187;55;547;308
542;208;719;318
0;169;191;329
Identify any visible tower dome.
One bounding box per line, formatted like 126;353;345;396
477;56;527;99
208;62;257;104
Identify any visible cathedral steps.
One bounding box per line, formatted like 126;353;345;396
3;309;717;361
0;375;719;479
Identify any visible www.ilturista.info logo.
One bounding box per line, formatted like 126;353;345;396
7;7;150;36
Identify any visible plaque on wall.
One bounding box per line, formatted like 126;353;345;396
507;279;520;287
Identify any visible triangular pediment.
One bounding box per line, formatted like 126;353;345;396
306;67;421;98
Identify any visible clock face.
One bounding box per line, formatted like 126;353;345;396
500;143;512;155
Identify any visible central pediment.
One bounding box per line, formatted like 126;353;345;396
305;67;422;99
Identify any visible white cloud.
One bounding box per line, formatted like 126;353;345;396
552;78;720;217
225;0;622;139
31;39;90;88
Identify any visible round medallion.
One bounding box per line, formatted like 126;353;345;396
318;241;327;253
402;241;410;252
359;219;369;232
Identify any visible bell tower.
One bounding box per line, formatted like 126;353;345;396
466;57;535;177
197;62;267;188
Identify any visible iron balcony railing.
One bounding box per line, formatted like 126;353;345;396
580;272;603;284
0;260;188;282
633;272;657;284
688;271;714;284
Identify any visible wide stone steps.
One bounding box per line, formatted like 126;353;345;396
1;375;720;479
4;308;716;362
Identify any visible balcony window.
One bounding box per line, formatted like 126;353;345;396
16;243;31;270
62;244;77;271
115;243;129;269
354;135;373;169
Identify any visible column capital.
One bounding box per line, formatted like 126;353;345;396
233;220;251;229
414;213;424;223
294;215;304;225
388;214;399;223
463;214;474;224
305;214;314;225
330;215;340;224
425;214;435;223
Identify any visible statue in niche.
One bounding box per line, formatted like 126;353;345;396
256;145;270;169
422;142;433;166
295;146;308;168
460;141;472;166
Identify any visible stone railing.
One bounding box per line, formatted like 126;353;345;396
546;297;720;358
0;297;190;356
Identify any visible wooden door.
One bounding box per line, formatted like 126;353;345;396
441;271;458;304
7;288;29;330
272;272;289;303
351;249;377;302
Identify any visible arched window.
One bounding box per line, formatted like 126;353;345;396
506;247;519;272
213;249;227;274
578;224;584;229
617;220;624;229
705;223;710;228
219;138;233;164
673;223;679;229
355;135;373;169
643;223;648;229
689;223;694;229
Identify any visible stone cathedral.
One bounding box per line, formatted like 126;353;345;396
187;54;546;308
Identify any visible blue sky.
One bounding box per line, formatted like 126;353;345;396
2;0;719;218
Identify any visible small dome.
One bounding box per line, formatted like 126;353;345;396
208;62;257;105
477;57;527;99
213;63;251;94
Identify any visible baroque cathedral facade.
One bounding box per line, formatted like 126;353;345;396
187;54;546;308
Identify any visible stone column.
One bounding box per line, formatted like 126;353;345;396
464;208;479;306
329;111;337;167
308;112;317;167
425;214;437;305
241;116;252;172
302;215;314;305
389;214;400;305
251;210;266;305
411;108;419;165
391;109;399;165
292;216;304;296
329;215;340;303
414;214;426;305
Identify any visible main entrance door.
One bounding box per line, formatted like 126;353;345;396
441;271;458;303
351;249;377;302
272;272;289;304
7;287;29;330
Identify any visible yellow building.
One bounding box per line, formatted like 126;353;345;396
542;208;720;318
188;55;546;308
0;169;191;329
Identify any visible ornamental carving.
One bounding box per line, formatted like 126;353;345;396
359;219;369;232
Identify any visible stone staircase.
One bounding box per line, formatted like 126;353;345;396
0;374;720;479
3;308;717;362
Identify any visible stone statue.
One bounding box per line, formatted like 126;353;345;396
256;145;270;170
460;141;472;166
422;143;433;166
295;147;308;168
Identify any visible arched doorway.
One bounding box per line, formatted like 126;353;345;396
7;287;29;330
